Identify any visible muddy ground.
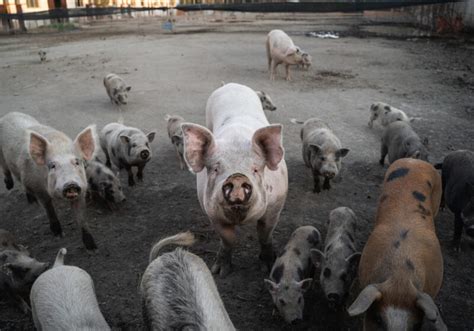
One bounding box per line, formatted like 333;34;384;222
0;13;473;330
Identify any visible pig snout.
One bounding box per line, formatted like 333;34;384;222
327;293;342;306
222;174;252;205
140;149;150;160
322;171;336;179
63;182;81;200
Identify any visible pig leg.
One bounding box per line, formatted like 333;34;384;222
313;172;321;193
257;213;279;272
38;196;64;237
103;149;112;168
3;169;14;190
285;64;292;81
72;198;97;251
323;177;331;190
137;165;145;182
125;165;135;186
379;143;388;166
452;212;463;251
266;39;271;71
26;190;37;204
175;147;185;170
211;223;236;278
270;59;278;81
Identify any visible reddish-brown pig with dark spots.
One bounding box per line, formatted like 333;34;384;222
348;158;447;331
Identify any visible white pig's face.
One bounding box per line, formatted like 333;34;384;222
119;131;155;165
308;145;349;179
182;123;284;224
28;126;96;202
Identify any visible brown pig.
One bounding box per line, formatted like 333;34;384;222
347;159;447;331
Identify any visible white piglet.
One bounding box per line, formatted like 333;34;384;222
30;248;111;331
265;226;320;324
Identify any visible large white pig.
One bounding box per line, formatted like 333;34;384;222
181;83;288;277
0;112;97;250
266;29;305;81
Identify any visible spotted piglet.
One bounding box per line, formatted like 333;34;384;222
265;226;320;324
311;207;361;309
100;122;155;186
85;160;125;209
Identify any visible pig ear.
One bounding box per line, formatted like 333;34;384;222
346;252;362;275
285;47;297;56
416;292;447;331
252;124;284;171
347;284;382;317
120;135;130;144
422;137;429;147
147;131;156;143
181;123;216;173
126;86;131;92
74;126;96;161
29;132;50;166
336;148;350;158
309;144;321;156
297;278;313;293
171;135;182;145
113;88;119;96
310;249;325;269
264;279;279;293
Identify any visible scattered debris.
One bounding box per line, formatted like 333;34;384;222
306;31;339;39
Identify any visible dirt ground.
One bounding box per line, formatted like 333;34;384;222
0;13;473;330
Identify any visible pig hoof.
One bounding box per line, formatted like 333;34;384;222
4;178;14;190
128;179;136;186
26;193;37;204
323;181;331;190
313;187;321;194
451;241;461;252
379;159;385;166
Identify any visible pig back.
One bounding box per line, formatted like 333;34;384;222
205;83;268;135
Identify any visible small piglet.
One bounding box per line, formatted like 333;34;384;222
141;232;235;330
293;118;349;193
103;73;131;106
435;150;474;250
380;121;428;165
38;50;47;62
30;248;110;330
256;91;277;111
311;207;361;308
368;102;413;128
0;229;49;313
85;160;125;208
164;114;185;170
265;226;320;324
100;122;155;186
266;29;306;81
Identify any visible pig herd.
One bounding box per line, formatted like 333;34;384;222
1;28;473;331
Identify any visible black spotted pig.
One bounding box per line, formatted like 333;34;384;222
311;207;361;308
100;122;155;186
0;229;49;313
435;150;474;250
265;226;319;324
266;29;306;81
380;121;428;166
103;73;131;106
85;160;125;209
38;50;47;63
368;102;412;128
164;114;185;170
292;118;349;193
256;91;277;111
0;112;98;250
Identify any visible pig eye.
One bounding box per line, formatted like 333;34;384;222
279;299;286;306
47;162;56;170
320;156;326;161
74;159;80;166
132;143;137;148
340;272;347;282
323;268;331;278
146;142;149;148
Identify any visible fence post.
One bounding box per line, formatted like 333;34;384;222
16;4;27;32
